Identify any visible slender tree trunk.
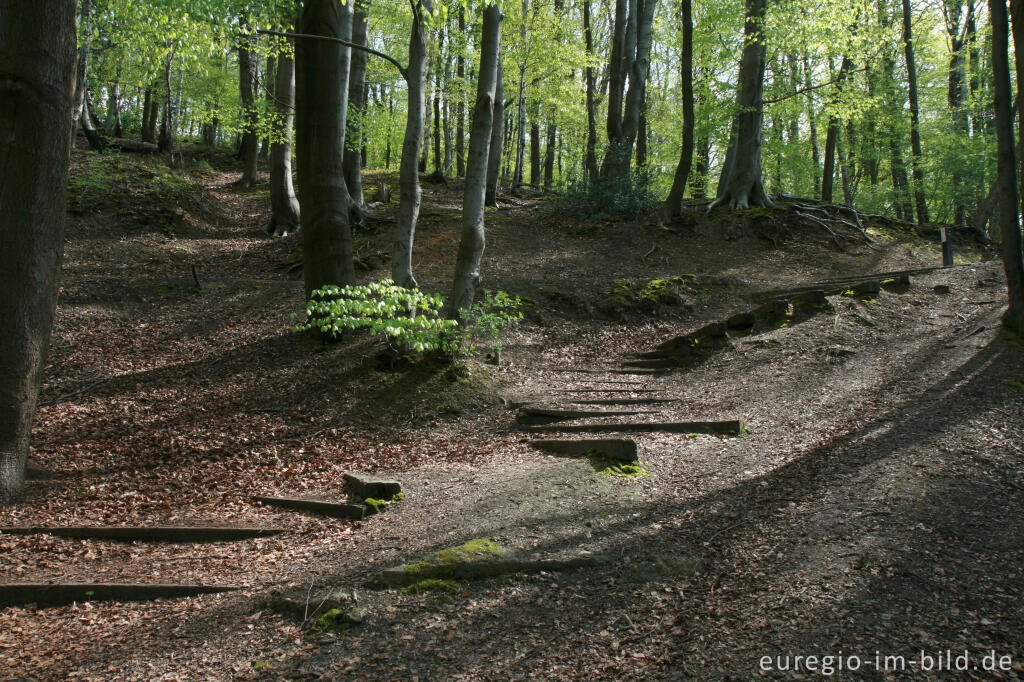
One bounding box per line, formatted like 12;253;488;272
485;57;505;206
530;119;541;185
636;84;648;169
260;55;274;159
822;57;852;204
665;0;694;217
344;0;371;207
455;7;466;177
583;0;599;182
237;28;261;187
295;0;356;300
543;120;556;189
946;2;970;226
837;126;853;205
450;3;501;317
392;0;433;288
711;0;771;209
143;88;159;143
0;0;77;497
266;45;300;237
157;50;177;156
902;0;929;223
104;72;122;137
433;30;443;173
802;54;821;198
1002;0;1024;332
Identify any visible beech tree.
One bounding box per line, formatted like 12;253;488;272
450;2;502;316
265;37;301;237
295;0;357;299
0;0;78;497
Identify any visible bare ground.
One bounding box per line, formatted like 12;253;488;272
1;146;1022;680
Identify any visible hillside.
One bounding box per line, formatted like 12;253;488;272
1;147;1022;680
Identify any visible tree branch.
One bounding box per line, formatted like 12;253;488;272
256;29;408;80
763;66;869;105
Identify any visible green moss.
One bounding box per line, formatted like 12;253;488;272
438;538;504;563
252;661;270;671
403;560;432;576
364;497;387;513
1006;380;1024;393
313;607;365;631
586;449;648;477
402;578;460;595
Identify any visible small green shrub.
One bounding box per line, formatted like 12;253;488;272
293;280;521;361
544;173;658;221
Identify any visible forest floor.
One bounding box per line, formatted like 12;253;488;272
2;143;1023;680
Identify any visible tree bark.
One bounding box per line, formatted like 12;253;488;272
104;71;122;137
142;87;158;143
392;0;433;288
266;45;300;237
583;0;599;182
802;54;821;198
0;0;77;498
711;0;771;210
664;0;694;218
295;0;356;300
529;119;541;186
601;0;658;181
344;0;371;207
456;7;466;177
157;50;177;157
485;57;505;206
1002;0;1024;332
821;57;852;204
902;0;929;224
450;4;501;317
543;120;556;189
237;28;261;187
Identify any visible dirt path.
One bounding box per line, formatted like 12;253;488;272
2;149;1022;680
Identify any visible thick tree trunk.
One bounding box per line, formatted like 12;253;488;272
266;47;300;237
392;0;433;288
295;0;356;300
902;0;929;224
142;88;159;143
664;0;694;218
344;0;371;207
104;74;122;137
485;58;505;206
530;120;541;186
433;31;443;174
0;0;77;498
821;57;852;204
450;4;501;317
1002;0;1024;332
202;116;219;146
260;56;275;159
711;0;771;210
237;30;261;188
583;0;599;182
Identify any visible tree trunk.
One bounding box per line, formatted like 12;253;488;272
0;0;77;498
902;0;929;224
601;0;658;181
822;57;852;204
530;120;541;186
344;0;371;207
583;0;598;182
802;54;821;198
157;51;176;157
295;0;356;300
485;57;505;206
450;4;501;317
202;116;218;146
237;29;261;188
260;56;275;159
945;1;970;226
711;0;771;210
104;73;122;137
665;0;694;218
142;88;159;143
455;7;466;177
266;46;300;237
1002;0;1024;332
392;0;433;288
543;121;556;189
513;0;528;188
433;30;443;174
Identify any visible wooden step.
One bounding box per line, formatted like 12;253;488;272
0;526;285;542
517;407;658;425
621;358;680;369
530;438;638;462
525;420;748;436
342;473;401;500
544;368;666;375
567;398;678;405
553;389;662;394
0;583;240;608
253;495;365;520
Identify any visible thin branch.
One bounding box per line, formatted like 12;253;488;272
256;29;407;80
763;66;869;105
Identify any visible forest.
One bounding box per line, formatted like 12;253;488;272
1;0;1024;678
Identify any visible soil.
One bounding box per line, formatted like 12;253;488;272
1;143;1022;680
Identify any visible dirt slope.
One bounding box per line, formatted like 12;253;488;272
1;147;1021;680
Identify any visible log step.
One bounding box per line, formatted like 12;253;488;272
621;358;680;369
517;407;659;425
567;398;678;405
253;495;365;520
530;438;638;462
525;420;748;436
544;368;666;375
554;389;662;394
0;526;285;542
0;583;240;608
